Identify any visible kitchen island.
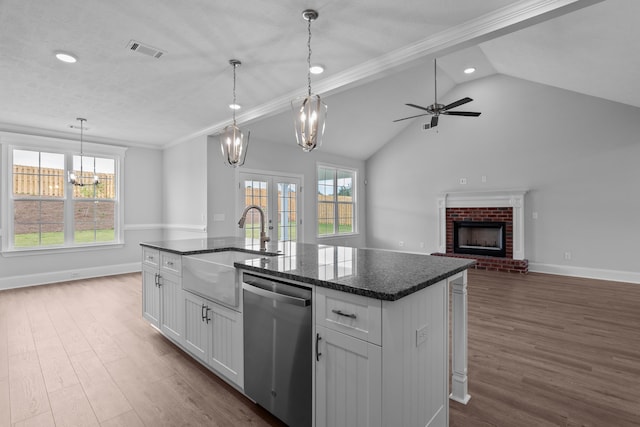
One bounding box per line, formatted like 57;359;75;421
140;237;474;426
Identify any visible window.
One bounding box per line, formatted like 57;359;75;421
317;165;356;237
2;134;125;252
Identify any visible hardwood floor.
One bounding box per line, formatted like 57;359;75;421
1;270;639;426
0;274;283;427
451;270;640;427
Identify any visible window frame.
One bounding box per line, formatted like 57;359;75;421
316;163;358;238
1;132;126;255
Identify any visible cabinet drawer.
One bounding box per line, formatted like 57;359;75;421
316;287;382;346
160;251;182;275
142;247;160;267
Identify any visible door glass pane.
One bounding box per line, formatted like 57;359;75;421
277;183;297;242
242;179;269;245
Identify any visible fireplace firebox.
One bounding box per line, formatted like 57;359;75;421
453;221;506;258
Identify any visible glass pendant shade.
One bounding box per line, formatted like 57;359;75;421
220;124;249;167
292;94;327;152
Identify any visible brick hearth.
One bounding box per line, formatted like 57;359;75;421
433;205;529;273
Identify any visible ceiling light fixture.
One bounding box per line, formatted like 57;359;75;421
220;59;250;167
229;103;241;110
464;67;476;74
309;64;324;75
68;118;99;186
291;9;327;153
55;51;77;63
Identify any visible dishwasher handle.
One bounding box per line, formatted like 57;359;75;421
243;282;311;307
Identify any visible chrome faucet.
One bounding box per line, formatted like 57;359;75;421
238;204;270;251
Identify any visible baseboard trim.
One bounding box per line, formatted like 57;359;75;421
528;262;640;284
0;262;141;291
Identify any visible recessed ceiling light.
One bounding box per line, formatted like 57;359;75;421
55;51;77;63
464;67;476;74
309;64;324;74
229;103;241;110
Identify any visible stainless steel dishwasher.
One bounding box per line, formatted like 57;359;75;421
242;272;312;427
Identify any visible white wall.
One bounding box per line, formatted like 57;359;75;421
162;135;208;240
0;145;164;289
366;74;640;282
206;135;367;248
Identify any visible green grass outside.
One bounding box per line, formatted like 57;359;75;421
15;229;115;247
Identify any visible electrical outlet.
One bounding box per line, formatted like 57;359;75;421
70;272;79;278
532;212;538;220
420;242;425;249
459;178;467;185
564;252;572;260
481;175;487;183
416;324;429;346
399;241;404;247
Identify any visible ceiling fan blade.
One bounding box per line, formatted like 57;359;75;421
431;116;439;128
443;111;481;117
405;103;432;112
442;97;473;111
393;113;430;123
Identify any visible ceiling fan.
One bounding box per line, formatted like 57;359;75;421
393;58;481;129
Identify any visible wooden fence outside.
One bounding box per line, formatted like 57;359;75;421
244;188;352;225
13;165;116;198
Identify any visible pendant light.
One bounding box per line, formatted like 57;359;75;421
291;9;327;152
68;118;99;186
220;59;250;167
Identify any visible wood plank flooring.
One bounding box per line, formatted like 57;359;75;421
0;274;283;427
450;270;640;427
1;270;639;426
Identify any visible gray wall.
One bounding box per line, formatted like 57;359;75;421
366;74;640;281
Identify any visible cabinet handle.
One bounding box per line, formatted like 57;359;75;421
147;255;154;261
332;309;357;319
166;261;174;267
156;274;162;287
201;304;206;321
205;307;211;324
316;333;322;361
154;273;159;287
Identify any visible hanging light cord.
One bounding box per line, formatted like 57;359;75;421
307;16;312;97
78;118;85;177
232;64;238;124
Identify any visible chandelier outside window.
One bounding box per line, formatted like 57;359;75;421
220;59;250;167
68;118;99;186
291;9;327;152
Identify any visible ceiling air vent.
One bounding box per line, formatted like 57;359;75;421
127;40;165;59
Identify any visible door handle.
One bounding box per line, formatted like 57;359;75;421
316;333;322;361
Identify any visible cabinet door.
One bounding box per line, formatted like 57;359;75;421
316;326;382;427
207;303;243;387
159;272;184;344
183;292;208;363
142;265;160;327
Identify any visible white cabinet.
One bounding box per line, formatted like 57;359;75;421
315;325;382;427
141;248;184;345
315;281;449;427
183;291;244;387
315;288;382;427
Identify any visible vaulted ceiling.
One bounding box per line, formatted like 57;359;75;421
1;0;638;160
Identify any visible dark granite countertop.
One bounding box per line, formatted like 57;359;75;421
140;238;474;301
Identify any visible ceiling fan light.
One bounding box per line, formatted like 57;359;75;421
292;94;327;152
464;67;476;74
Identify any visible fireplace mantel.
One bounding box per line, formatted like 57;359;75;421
437;190;528;260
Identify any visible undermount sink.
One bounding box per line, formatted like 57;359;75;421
182;251;273;309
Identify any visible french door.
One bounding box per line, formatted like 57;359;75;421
238;171;303;247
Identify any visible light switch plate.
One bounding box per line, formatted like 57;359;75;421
416;324;429;346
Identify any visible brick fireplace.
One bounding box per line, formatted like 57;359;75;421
433;190;529;273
